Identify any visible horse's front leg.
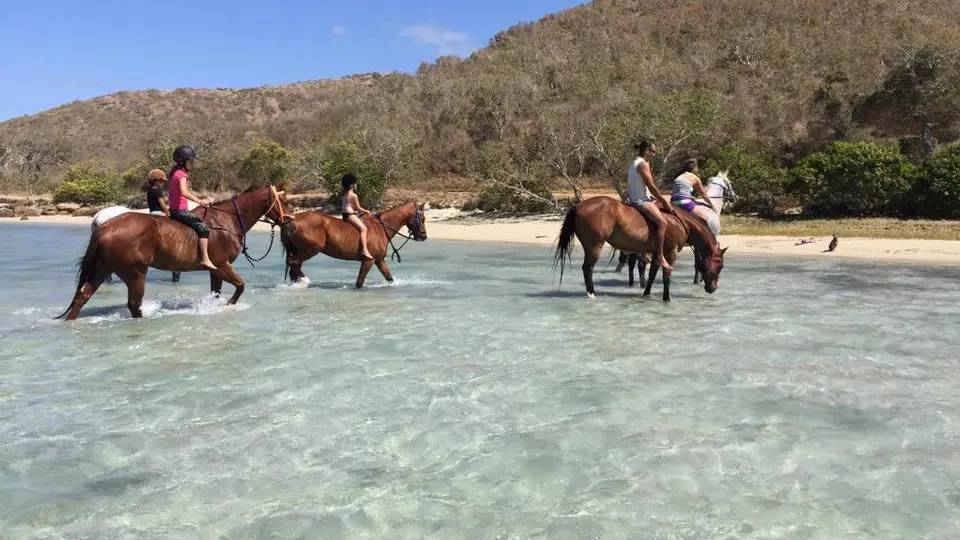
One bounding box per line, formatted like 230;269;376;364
627;253;636;287
212;262;244;305
638;256;648;289
663;251;677;302
693;250;702;284
642;260;659;297
375;259;395;284
355;259;375;289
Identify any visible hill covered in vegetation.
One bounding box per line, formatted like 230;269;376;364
2;0;959;216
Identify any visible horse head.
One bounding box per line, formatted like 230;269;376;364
709;170;737;200
405;202;430;241
264;182;295;234
697;245;728;294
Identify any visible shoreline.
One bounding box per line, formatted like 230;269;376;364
4;214;960;266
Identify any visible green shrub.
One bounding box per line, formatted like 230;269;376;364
789;141;913;216
239;139;294;185
911;144;960;218
320;141;387;208
53;162;121;205
702;145;790;215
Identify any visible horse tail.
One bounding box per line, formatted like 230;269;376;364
279;222;296;282
552;203;579;286
54;228;105;320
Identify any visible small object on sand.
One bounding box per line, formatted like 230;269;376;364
825;235;838;252
795;237;816;246
536;235;547;238
19;216;28;221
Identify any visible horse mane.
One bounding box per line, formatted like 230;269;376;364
673;209;716;252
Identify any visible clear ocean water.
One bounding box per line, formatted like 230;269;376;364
1;222;959;539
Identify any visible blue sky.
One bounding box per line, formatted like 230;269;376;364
0;0;587;121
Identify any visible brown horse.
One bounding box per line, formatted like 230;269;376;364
280;202;429;288
553;196;727;301
55;185;292;321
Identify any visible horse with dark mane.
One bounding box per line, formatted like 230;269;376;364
280;202;429;288
55;184;292;321
553;196;726;301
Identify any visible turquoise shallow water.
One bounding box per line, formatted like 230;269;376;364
1;222;960;539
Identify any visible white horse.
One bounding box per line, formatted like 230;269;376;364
694;170;738;235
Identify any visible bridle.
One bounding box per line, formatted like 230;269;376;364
375;205;426;263
211;185;292;267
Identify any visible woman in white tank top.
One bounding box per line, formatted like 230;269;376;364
625;141;675;271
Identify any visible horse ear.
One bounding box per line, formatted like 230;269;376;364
720;246;729;255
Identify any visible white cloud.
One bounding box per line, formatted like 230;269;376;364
331;25;347;36
400;24;473;56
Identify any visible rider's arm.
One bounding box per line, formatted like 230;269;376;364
639;161;673;211
693;176;716;211
178;176;208;207
351;192;370;214
159;195;171;216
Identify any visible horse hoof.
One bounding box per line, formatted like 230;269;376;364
587;293;596;299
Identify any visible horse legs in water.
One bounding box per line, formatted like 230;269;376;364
355;259;376;289
210;272;223;296
693;250;703;284
626;253;648;289
172;271;182;283
64;271;111;321
115;266;147;318
211;262;245;305
642;253;676;301
286;259;308;283
375;259;395;284
614;251;628;273
582;244;603;298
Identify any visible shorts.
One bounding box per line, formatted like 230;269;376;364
149;210;164;216
169;209;210;238
671;198;697;212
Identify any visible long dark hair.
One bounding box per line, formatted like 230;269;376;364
168;163;187;180
340;173;357;198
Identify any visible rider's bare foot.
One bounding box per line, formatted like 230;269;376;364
200;260;218;271
659;258;674;271
362;252;374;261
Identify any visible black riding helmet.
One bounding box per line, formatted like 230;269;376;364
173;145;198;166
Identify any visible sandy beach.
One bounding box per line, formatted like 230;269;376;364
4;213;960;266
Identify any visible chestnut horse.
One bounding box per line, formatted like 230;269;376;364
280;202;429;288
553;196;727;301
55;185;292;321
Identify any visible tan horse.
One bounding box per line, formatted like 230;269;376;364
280;202;429;288
56;185;292;320
553;196;727;301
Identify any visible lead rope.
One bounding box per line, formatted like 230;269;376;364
232;197;277;268
375;213;416;263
